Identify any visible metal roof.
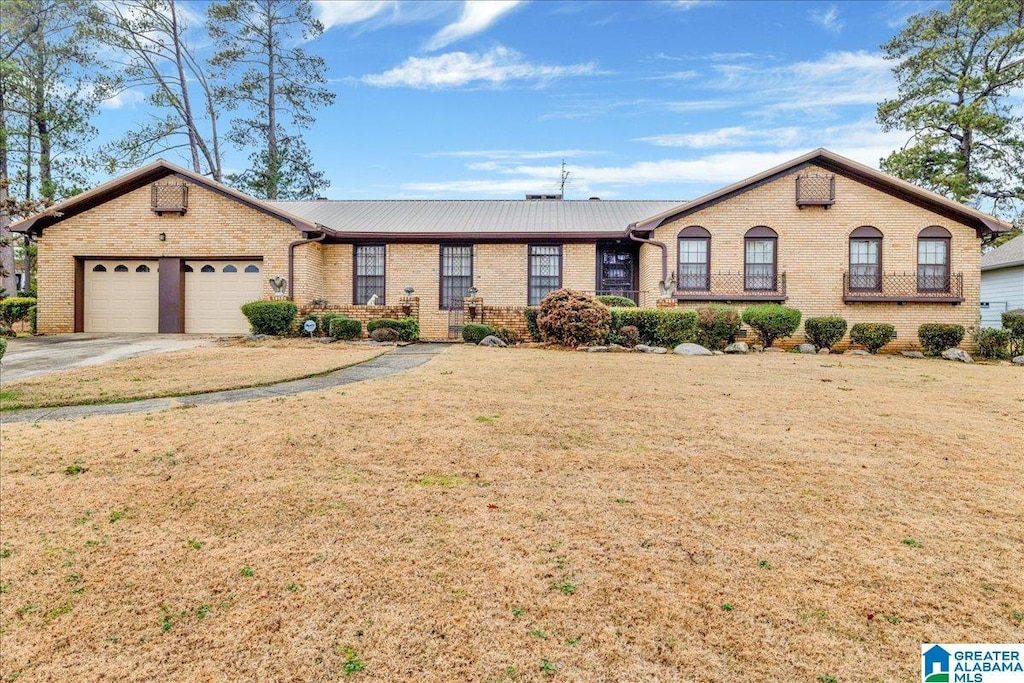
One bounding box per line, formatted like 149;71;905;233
981;233;1024;271
267;199;684;235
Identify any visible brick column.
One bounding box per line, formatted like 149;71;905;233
464;296;483;323
657;298;678;309
399;296;420;321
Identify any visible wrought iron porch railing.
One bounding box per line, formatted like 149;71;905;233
843;272;963;303
673;272;786;302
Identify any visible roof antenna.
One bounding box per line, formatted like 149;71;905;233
559;159;570;199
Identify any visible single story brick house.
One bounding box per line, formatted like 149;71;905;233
12;148;1011;349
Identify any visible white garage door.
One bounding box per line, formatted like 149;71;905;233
84;260;159;333
185;261;263;334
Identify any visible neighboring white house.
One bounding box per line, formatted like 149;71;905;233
980;233;1024;328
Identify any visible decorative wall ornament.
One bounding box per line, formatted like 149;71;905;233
269;276;288;298
658;272;677;298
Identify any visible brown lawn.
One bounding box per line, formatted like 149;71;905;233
0;346;1021;682
0;338;384;410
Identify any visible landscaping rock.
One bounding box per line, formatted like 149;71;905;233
316;336;335;344
712;350;725;355
478;335;507;348
587;346;609;353
846;349;869;356
941;348;974;363
723;342;749;354
1014;355;1024;366
901;351;925;359
245;334;267;342
763;347;785;353
752;344;764;352
817;348;830;355
674;343;713;356
607;344;630;352
635;344;668;354
797;343;817;354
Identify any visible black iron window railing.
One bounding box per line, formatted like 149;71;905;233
151;183;188;213
843;272;963;303
673;272;787;301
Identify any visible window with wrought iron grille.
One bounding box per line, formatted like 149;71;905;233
354;245;386;305
678;238;710;290
917;238;950;292
528;245;561;306
440;245;473;310
744;233;777;291
849;227;882;291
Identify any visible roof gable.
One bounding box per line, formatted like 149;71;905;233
631;148;1012;237
981;233;1024;271
10;159;321;235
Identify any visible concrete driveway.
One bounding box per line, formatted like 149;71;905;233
0;334;214;382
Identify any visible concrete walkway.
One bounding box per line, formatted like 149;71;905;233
1;344;449;424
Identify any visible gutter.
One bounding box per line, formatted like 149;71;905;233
627;222;668;284
287;230;327;300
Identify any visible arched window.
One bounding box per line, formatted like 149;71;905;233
918;226;951;292
136;264;150;273
677;226;711;291
92;264;107;272
849;226;882;291
200;265;216;273
244;264;260;273
744;226;777;291
223;264;237;273
114;264;129;272
184;265;194;273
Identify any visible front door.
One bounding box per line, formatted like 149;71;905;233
597;246;637;303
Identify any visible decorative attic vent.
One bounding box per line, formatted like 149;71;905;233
151;183;188;214
795;173;835;208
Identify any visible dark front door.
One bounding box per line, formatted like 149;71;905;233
597;245;637;303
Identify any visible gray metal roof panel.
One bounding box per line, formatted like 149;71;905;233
267;199;685;234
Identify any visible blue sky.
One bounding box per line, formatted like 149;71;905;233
97;0;947;200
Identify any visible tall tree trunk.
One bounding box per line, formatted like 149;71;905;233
266;2;278;200
0;71;16;295
168;0;201;174
32;29;52;200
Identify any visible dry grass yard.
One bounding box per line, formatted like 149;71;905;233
0;338;384;410
0;346;1021;682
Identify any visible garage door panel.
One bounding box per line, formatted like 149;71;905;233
185;261;263;334
84;260;159;333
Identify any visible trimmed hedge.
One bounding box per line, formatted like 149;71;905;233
596;295;636;308
741;304;802;348
804;316;848;350
1004;309;1024;355
608;308;664;345
537;289;611;347
241;300;298;336
495;327;521;345
300;312;345;336
975;328;1011;359
0;296;36;325
695;306;741;350
654;309;698;347
462;323;497;344
524;308;542;342
0;337;6;362
849;322;895;354
918;323;965;356
329;317;362;340
367;317;419;341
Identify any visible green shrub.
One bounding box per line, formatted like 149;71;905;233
300;312;344;336
974;327;1012;359
1004;309;1024;355
0;337;6;362
240;300;298;336
329;317;362;340
619;325;640;348
537;289;611;347
462;323;497;344
654;309;698;347
596;295;636;308
611;308;664;345
0;296;36;325
918;323;965;355
0;323;14;339
741;304;802;348
849;322;895;354
27;305;36;335
696;306;741;350
370;327;399;342
804;316;848;350
495;327;521;345
524;308;542;342
366;317;419;341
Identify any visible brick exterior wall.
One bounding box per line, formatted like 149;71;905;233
34;178;301;334
299;297;419;337
643;164;984;351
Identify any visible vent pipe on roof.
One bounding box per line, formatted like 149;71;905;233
589;197;601;201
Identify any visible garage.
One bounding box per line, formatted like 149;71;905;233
184;260;263;333
84;259;160;333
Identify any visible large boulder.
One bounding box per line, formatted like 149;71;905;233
941;348;974;363
723;342;749;354
479;335;507;347
674;343;713;356
586;345;609;353
901;351;925;359
797;343;817;354
635;344;668;354
1013;355;1024;366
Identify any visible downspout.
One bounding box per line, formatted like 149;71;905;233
288;229;327;301
626;222;668;284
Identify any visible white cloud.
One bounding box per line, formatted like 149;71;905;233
426;149;599;160
313;0;394;30
540;97;734;121
362;46;597;89
664;0;715;10
425;0;523;51
99;88;147;110
809;5;844;33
